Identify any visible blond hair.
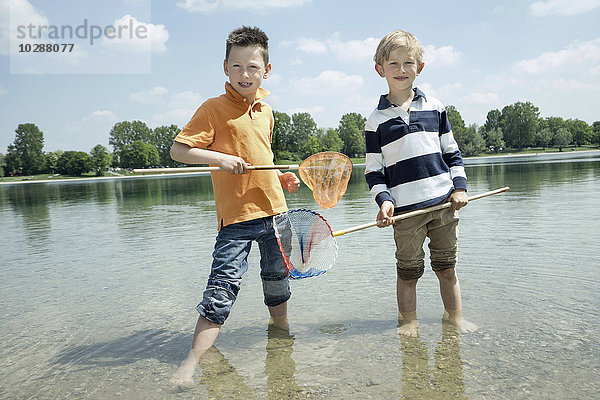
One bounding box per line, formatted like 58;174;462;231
373;30;423;66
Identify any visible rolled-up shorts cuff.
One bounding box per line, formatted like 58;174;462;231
195;281;239;325
262;277;291;307
396;263;425;280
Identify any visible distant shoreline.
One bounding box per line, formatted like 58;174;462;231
463;149;600;165
2;149;599;186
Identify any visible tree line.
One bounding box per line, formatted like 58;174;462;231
2;101;599;177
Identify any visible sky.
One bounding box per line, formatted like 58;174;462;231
1;0;599;153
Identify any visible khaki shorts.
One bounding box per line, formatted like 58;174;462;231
393;207;459;280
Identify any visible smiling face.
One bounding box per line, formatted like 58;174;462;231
375;47;424;96
224;45;271;103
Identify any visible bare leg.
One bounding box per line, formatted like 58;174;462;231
268;301;289;331
397;277;419;337
170;316;221;386
435;268;478;333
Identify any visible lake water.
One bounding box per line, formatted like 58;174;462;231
1;151;599;399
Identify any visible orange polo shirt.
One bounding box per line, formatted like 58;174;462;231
174;82;288;229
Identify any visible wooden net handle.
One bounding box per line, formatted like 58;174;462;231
332;187;510;237
132;164;300;174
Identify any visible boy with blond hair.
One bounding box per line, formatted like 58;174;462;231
364;30;478;337
169;26;300;385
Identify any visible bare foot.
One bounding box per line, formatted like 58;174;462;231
443;310;479;334
170;352;197;387
269;316;290;331
397;319;419;337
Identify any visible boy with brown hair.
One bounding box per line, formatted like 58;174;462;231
365;30;478;337
169;26;300;385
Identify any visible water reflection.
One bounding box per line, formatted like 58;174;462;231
265;324;302;399
465;158;600;194
197;347;254;399
400;323;467;399
197;324;301;400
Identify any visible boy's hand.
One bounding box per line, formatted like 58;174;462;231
447;189;468;210
219;155;249;174
377;200;395;227
279;172;300;193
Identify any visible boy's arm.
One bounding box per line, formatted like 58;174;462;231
365;124;396;227
365;127;394;207
170;141;249;174
439;108;467;191
277;170;300;193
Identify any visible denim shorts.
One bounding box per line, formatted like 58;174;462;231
196;215;291;324
393;207;459;280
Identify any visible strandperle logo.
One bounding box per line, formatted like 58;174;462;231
15;18;148;45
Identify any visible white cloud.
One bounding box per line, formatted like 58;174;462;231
513;37;600;74
459;92;500;105
83;110;118;122
287;106;326;116
423;44;462;68
129;86;169;104
327;33;379;62
293;70;364;94
0;85;7;96
418;82;463;103
296;37;327;54
281;33;378;62
1;0;49;56
151;90;203;127
177;0;311;13
100;15;168;53
266;72;282;85
530;0;600;17
546;78;598;90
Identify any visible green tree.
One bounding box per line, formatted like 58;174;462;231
482;109;501;134
273;111;292;159
0;153;5;177
482;127;504;152
56;151;92;176
566;119;592;146
500;102;539;149
290;113;318;160
300;135;322;159
120;140;159;169
6;123;45;175
592;121;600;147
535;128;553;149
153;125;179;167
540;116;567;135
108;120;152;166
4;150;21;176
90;145;112;176
45;150;63;174
454;124;485;156
321;128;344;153
337;112;366;157
553;128;572;151
446;105;466;139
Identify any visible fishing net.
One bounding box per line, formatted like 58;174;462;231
298;152;353;209
273;209;338;279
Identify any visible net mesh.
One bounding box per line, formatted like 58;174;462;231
298;152;353;209
273;209;338;279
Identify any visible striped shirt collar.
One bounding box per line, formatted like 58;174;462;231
377;87;427;110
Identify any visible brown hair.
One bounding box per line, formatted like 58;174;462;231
225;26;269;66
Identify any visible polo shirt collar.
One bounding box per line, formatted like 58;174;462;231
224;82;270;104
377;87;427;110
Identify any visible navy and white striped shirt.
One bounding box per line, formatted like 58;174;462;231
364;88;467;213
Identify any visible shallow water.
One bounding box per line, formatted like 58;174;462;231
1;153;599;399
